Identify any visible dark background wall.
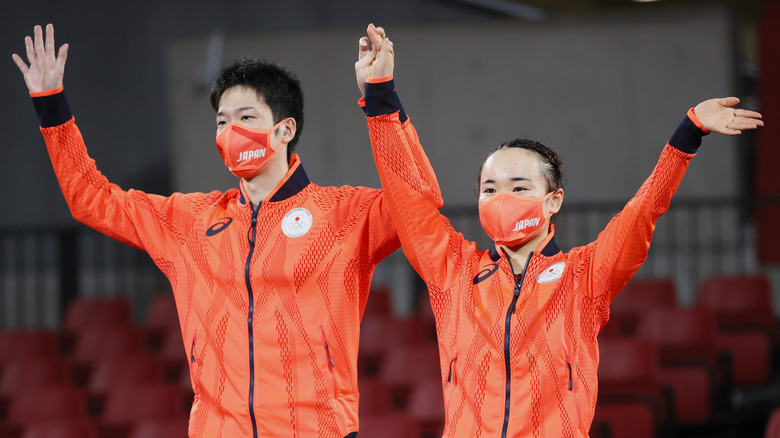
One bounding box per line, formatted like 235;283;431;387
1;0;494;227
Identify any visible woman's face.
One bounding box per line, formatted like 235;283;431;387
478;147;564;219
479;148;550;203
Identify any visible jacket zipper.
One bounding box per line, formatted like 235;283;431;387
500;252;533;438
320;326;338;395
245;202;261;438
567;357;582;428
447;355;457;383
446;355;458;413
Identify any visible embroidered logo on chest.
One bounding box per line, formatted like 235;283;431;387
206;217;233;236
281;207;313;238
537;262;565;284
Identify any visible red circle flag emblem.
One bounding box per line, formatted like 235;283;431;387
282;208;313;238
537;262;565;284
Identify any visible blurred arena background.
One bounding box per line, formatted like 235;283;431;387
1;0;778;437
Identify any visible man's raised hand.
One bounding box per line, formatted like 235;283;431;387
12;24;68;94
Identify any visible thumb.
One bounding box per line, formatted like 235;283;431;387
355;38;376;69
56;43;68;69
716;96;739;108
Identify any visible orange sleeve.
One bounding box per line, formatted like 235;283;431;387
368;112;469;291
40;119;188;258
585;143;694;307
359;187;402;267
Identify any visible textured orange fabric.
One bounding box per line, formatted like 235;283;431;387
368;111;693;437
40;118;408;437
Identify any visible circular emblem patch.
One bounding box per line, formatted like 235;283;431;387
537;262;565;284
282;208;313;238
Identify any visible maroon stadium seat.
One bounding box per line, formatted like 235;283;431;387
610;278;677;336
697;274;777;386
597;337;668;438
359;412;421;438
637;307;723;425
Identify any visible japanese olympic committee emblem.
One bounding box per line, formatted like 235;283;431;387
537;262;565;284
282;207;313;238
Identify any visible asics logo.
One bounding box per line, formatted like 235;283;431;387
206;217;233;236
473;263;499;284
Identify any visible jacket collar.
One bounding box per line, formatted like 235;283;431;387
238;154;311;205
489;224;562;261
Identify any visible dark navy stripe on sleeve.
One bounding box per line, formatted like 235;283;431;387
365;79;408;123
668;114;707;154
32;91;72;128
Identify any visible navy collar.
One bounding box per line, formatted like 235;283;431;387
489;232;562;261
238;154;311;205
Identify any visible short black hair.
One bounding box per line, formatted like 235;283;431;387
210;58;304;158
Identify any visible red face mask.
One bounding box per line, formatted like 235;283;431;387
478;192;554;247
215;120;286;179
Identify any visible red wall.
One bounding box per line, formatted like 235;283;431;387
756;1;780;263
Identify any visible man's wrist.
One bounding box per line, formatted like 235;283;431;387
30;84;64;98
32;87;72;127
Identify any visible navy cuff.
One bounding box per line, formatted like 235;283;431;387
668;114;707;154
365;79;407;123
32;90;72;128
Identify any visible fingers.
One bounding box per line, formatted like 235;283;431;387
11;53;29;74
719;111;764;136
34;25;45;59
379;38;394;56
45;23;55;58
734;108;762;120
357;36;371;60
24;35;36;63
366;23;384;49
731;118;764;130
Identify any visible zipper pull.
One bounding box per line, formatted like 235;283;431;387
321;327;335;367
566;358;573;390
190;331;197;364
447;355;457;383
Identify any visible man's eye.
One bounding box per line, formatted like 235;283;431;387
241;115;252;121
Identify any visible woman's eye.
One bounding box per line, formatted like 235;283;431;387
483;188;495;194
513;187;526;192
241;115;252;121
217;120;226;126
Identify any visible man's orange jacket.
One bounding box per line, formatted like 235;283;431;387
365;78;703;437
31;88;438;437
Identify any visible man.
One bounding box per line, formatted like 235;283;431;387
13;23;439;437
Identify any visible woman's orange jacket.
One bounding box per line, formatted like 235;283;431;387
365;78;701;437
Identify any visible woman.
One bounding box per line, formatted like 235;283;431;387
356;24;763;437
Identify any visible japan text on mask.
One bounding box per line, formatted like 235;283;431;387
215;120;287;179
479;192;555;247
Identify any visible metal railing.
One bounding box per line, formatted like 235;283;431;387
0;197;757;328
0;225;167;329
